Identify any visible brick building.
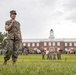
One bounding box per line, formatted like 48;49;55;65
23;29;76;51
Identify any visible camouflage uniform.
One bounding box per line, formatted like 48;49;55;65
4;20;21;63
57;51;61;60
41;50;45;59
53;53;56;60
49;51;52;60
46;51;49;60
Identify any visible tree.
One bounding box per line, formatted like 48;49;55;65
0;32;7;49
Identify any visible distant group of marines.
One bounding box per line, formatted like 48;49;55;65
41;47;61;60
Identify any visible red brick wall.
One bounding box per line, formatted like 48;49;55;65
23;42;75;50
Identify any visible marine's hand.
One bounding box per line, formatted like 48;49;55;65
12;20;15;23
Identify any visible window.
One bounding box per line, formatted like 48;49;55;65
65;43;67;46
44;48;47;50
23;43;26;46
44;42;47;46
28;43;30;47
57;48;60;51
74;43;76;46
37;43;39;46
65;48;68;51
53;42;55;46
57;42;60;46
49;42;51;46
32;43;35;47
69;43;72;46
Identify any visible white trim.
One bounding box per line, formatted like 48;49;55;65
22;38;76;42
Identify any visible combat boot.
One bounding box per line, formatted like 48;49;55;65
13;61;16;65
3;60;7;65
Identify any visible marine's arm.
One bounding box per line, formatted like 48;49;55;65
5;20;15;31
19;30;22;41
19;30;23;46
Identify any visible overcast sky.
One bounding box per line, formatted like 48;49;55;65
0;0;76;39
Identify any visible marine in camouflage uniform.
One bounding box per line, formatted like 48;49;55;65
41;47;45;60
57;51;61;60
3;10;22;65
53;49;57;60
49;51;52;60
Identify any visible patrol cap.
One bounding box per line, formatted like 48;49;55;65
10;10;17;15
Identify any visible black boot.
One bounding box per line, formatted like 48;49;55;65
3;60;7;65
13;61;16;65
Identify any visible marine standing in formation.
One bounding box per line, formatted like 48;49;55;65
3;10;23;65
41;47;45;59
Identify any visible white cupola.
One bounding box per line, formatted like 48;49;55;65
49;29;55;39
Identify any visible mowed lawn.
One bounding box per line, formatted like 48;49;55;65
0;54;76;75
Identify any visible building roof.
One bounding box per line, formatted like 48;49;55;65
22;38;76;42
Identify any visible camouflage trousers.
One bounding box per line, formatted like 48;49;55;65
42;52;45;59
4;39;20;62
57;52;61;60
49;52;52;60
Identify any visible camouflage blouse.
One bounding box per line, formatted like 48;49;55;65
5;20;21;40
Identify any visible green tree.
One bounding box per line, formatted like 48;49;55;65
0;32;7;49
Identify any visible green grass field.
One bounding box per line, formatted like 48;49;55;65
0;54;76;75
